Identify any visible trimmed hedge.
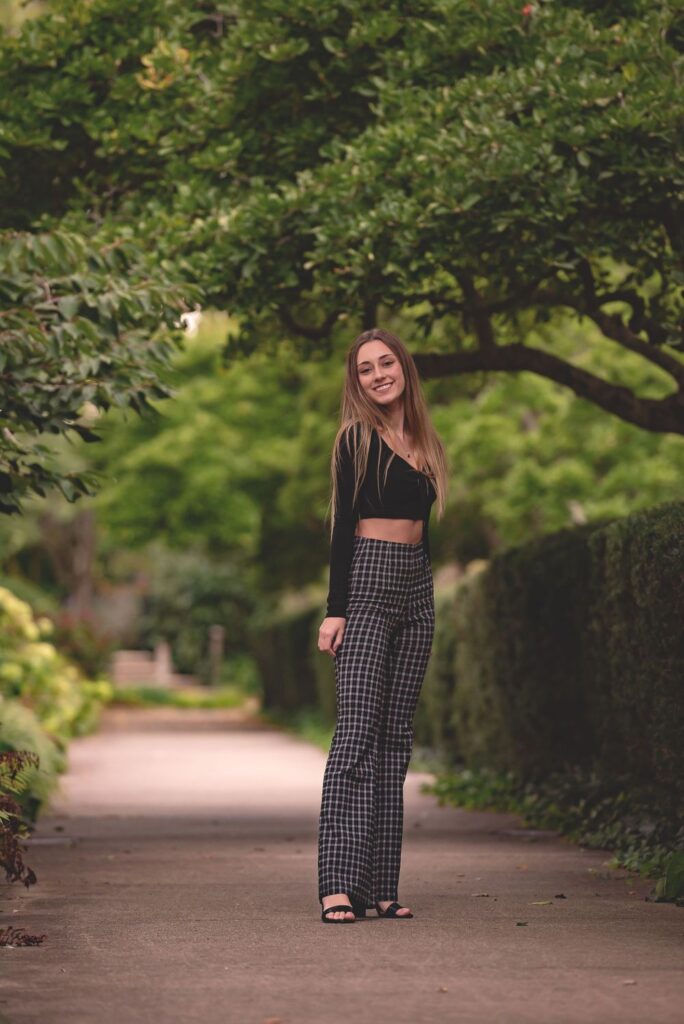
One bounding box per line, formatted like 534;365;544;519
451;501;684;804
585;502;684;796
412;575;461;756
452;521;604;777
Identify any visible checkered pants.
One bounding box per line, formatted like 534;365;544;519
318;535;435;908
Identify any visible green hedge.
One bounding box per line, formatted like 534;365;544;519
452;521;604;777
450;501;684;804
585;502;684;797
247;595;321;714
412;575;461;756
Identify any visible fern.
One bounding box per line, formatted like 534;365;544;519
0;749;39;888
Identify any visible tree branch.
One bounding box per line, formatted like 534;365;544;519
413;344;684;434
533;286;684;384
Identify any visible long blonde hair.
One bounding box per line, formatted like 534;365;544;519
328;327;449;539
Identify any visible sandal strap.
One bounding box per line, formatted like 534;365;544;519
323;904;355;915
377;901;409;917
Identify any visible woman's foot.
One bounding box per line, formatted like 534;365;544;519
321;893;355;921
376;898;412;917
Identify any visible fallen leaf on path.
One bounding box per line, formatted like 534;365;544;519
622;980;637;986
515;921;528;926
554;893;567;898
529;900;552;905
471;892;490;897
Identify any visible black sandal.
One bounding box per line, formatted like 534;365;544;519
321;903;357;923
375;900;414;918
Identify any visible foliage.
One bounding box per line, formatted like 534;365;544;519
248;588;322;714
91;315;340;589
134;546;255;681
447;500;684;792
48;607;118;677
0;585;112;746
259;704;335;752
433;319;684;550
0;0;682;524
413;573;465;754
0;925;47;946
424;765;684;897
1;0;680;434
80;309;684;596
0;748;39;887
0;228;198;512
0;693;64;815
109;683;250;709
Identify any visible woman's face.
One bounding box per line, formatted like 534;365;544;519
356;340;406;407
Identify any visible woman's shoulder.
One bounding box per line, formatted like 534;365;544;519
336;421;379;456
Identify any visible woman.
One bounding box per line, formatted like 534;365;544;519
317;327;448;924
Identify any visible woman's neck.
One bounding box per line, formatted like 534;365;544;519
380;405;407;440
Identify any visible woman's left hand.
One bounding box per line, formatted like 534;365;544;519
318;617;346;657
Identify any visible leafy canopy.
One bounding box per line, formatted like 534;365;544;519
1;0;683;516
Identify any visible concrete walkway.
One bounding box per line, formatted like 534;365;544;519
2;706;682;1024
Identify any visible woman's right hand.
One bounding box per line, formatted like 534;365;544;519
318;616;346;657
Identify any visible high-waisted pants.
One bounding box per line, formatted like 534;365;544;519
317;535;435;909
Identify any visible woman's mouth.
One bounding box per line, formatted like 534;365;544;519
373;382;393;393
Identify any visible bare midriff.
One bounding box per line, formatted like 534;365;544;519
354;518;423;545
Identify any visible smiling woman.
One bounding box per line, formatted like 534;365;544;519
316;326;449;924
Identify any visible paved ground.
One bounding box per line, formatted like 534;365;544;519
2;705;682;1024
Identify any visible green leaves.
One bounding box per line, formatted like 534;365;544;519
0;0;682;513
0;228;199;513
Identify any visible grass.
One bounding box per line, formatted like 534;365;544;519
109;683;251;709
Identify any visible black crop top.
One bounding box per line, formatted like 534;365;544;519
326;425;437;618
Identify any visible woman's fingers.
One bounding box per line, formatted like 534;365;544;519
318;618;345;656
318;622;334;655
331;624;345;653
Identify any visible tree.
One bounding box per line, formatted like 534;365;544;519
0;229;197;512
0;0;682;467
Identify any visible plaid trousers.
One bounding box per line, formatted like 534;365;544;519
318;535;435;908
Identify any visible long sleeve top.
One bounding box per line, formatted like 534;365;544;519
326;425;437;618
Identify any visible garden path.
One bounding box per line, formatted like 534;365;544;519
2;705;682;1024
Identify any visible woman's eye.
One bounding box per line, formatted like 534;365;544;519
360;360;394;374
